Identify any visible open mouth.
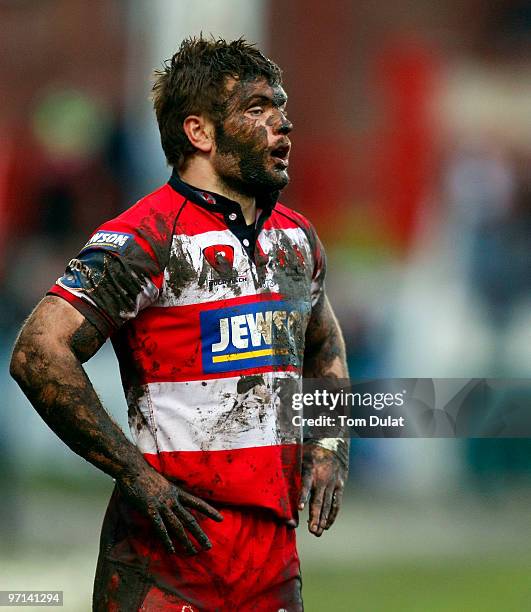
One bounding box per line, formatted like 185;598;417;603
270;144;290;168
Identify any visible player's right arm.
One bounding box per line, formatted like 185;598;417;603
10;295;222;555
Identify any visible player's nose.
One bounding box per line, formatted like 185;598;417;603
278;118;293;135
272;109;292;135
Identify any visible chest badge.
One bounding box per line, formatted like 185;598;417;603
203;244;235;275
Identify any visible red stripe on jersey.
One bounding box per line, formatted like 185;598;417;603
48;284;117;336
115;292;300;385
174;203;227;236
262;203;313;231
91;184;180;265
112;185;181;240
93;219;161;270
172;198;313;236
143;443;302;521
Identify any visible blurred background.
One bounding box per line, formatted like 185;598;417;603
2;0;531;610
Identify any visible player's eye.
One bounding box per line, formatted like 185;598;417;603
247;106;264;116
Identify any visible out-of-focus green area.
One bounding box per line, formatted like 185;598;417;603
303;560;531;612
3;1;531;611
5;475;531;611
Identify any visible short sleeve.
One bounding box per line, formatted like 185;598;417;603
309;226;327;308
48;222;165;337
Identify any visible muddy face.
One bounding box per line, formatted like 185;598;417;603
212;77;292;197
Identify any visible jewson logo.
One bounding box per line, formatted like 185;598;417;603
81;231;133;252
200;300;307;373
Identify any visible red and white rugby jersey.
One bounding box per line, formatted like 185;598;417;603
48;172;326;521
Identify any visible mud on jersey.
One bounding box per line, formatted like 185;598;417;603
49;173;326;521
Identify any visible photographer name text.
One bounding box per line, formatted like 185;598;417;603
291;414;405;428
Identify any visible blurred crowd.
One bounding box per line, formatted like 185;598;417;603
2;0;531;532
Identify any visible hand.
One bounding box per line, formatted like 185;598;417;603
298;443;347;536
117;467;223;555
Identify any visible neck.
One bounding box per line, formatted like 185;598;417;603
179;162;256;225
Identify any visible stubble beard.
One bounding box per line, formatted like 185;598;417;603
213;123;289;198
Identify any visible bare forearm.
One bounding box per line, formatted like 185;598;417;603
302;293;350;524
10;296;223;553
10;322;148;482
303;295;349;379
303;328;348;378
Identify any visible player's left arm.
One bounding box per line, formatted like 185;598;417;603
301;291;349;536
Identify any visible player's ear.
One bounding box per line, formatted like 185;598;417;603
183;115;214;154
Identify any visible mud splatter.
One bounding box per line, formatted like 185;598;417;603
214;78;291;198
252;230;312;303
126;385;151;435
274;377;303;443
165;239;197;300
236;374;265;394
196;376;272;450
136;209;175;269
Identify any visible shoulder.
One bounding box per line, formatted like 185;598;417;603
271;201;314;232
88;183;188;267
272;201;327;282
110;183;187;233
270;201;322;253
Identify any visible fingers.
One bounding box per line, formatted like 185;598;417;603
307;478;345;535
152;500;216;556
319;483;335;531
119;472;222;554
161;506;197;555
325;485;344;530
161;492;219;554
308;483;325;536
161;490;222;555
174;505;212;551
180;491;224;522
298;469;313;511
151;511;176;554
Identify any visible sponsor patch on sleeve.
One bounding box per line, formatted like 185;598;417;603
81;230;133;253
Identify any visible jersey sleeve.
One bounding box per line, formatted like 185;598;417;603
48;220;166;337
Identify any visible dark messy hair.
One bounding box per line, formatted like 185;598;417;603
152;36;283;168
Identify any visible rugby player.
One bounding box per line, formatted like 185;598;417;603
10;37;349;611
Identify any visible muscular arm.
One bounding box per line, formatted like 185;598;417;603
10;296;143;477
303;293;348;379
10;296;222;554
300;292;349;536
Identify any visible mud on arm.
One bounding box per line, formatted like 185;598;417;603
300;292;350;536
10;296;222;554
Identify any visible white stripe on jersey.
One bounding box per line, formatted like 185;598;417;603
157;227;314;307
129;372;301;454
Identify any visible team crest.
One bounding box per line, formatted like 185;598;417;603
203;244;234;275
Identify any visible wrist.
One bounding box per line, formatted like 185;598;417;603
305;438;349;470
115;455;157;486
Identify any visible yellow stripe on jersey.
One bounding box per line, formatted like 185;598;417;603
212;348;289;363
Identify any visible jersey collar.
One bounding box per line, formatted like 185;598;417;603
168;170;278;225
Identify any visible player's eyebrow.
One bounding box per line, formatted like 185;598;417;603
246;93;288;108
